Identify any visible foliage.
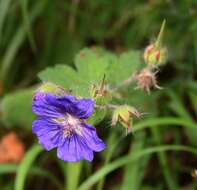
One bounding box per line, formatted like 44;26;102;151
0;0;197;190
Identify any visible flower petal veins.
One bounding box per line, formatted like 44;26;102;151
32;90;105;162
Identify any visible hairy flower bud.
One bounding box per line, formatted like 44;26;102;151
143;44;168;66
112;105;140;133
38;82;66;96
90;75;111;105
144;20;168;66
135;68;161;94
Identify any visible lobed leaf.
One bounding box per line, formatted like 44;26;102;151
0;88;35;129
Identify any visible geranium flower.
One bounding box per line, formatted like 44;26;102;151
32;91;106;162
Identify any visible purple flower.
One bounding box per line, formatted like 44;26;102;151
32;92;106;162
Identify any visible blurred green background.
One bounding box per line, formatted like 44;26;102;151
0;0;197;190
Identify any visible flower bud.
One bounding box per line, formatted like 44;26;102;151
134;68;161;94
144;20;168;66
143;44;168;66
112;105;140;133
38;82;66;96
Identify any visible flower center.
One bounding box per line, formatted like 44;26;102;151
54;114;82;138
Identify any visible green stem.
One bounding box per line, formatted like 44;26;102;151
0;164;63;190
94;116;195;190
78;145;197;190
151;127;178;190
110;74;135;92
97;132;123;190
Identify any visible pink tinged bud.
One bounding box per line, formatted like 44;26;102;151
134;68;161;94
112;105;140;133
144;20;168;66
143;44;168;66
156;51;160;61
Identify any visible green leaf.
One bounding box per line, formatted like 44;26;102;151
121;133;149;190
0;88;35;128
133;117;197;132
39;47;114;98
1;0;47;84
189;91;197;115
14;144;43;190
20;0;36;52
88;109;107;125
107;50;141;85
39;65;80;89
38;48;141;98
39;64;91;97
0;163;62;190
78;145;197;190
75;48;110;84
0;0;11;44
0;163;17;174
166;90;197;146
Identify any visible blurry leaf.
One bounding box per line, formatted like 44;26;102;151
20;0;36;52
189;92;197;115
1;0;47;85
0;163;62;189
0;0;11;44
14;144;43;190
2;183;14;190
78;145;197;190
133;117;197;132
167;90;191;120
166;90;197;146
121;132;149;190
0;163;17;174
151;125;178;190
107;50;141;85
97;130;121;190
0;88;35;128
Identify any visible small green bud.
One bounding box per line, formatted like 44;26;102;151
38;82;66;96
112;105;140;133
144;44;168;66
144;20;168;66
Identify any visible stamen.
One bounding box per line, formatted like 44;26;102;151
54;114;83;138
63;127;73;138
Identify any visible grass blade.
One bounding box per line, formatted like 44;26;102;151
151;127;178;190
0;163;62;189
0;0;12;44
78;145;197;190
19;0;36;52
1;0;47;86
14;144;43;190
121;132;148;190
